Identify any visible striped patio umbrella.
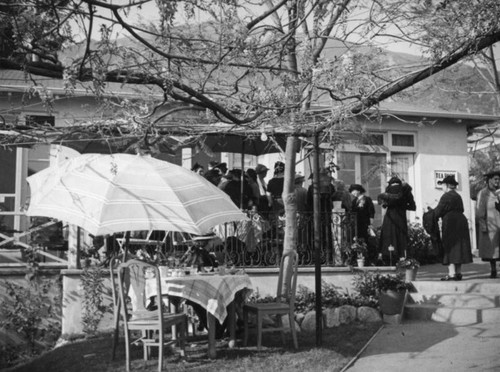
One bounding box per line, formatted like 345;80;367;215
26;153;247;236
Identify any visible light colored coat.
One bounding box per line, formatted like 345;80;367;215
476;187;500;259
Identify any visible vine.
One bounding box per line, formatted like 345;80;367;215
80;265;106;335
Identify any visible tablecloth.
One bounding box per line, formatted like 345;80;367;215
147;274;252;324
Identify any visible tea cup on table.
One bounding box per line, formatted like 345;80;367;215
218;265;226;275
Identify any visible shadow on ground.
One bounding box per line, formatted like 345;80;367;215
4;323;382;372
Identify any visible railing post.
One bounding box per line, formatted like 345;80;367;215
67;224;81;269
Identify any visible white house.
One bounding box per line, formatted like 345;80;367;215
0;69;499;256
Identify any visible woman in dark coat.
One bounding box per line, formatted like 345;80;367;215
350;184;376;263
434;175;473;281
377;176;416;262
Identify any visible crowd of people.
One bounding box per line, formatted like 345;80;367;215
191;159;500;280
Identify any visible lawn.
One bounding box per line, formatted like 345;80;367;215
4;322;382;372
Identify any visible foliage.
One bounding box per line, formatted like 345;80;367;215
343;237;369;266
351;238;368;259
80;265;107;335
408;222;440;265
396;257;420;270
1;0;499;150
249;282;378;315
0;279;60;357
352;271;413;299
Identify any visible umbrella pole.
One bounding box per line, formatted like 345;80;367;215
240;143;245;210
123;231;130;261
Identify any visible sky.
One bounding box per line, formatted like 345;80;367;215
101;1;425;56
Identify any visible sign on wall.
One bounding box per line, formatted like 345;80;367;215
434;170;458;189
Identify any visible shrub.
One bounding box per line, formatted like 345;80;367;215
0;279;60;357
395;257;420;270
408;222;440;265
81;265;107;335
352;270;413;299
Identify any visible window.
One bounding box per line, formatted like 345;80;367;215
392;134;414;147
389;131;416;152
361;133;384;146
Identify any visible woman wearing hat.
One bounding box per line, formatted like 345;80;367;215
267;161;285;213
434;175;473;280
476;170;500;278
377;176;416;262
350;184;376;264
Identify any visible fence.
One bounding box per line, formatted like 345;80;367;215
1;211;358;269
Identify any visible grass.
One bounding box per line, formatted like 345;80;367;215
4;322;382;372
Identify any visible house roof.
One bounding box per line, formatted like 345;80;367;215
0;69;163;98
308;102;500;129
378;101;500;125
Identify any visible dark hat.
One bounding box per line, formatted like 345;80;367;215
208;160;219;168
349;184;366;193
214;162;227;173
484;170;500;179
255;164;270;174
229;168;242;178
274;161;285;171
388;176;402;185
191;162;203;172
437;175;459;186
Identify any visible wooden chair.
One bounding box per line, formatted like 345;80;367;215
243;250;299;350
117;259;187;372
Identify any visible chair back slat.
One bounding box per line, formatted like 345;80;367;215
109;255;125;310
276;250;299;305
117;259;164;327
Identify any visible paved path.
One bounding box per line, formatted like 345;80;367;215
346;321;500;372
346;258;500;372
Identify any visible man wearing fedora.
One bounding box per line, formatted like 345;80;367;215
434;175;473;281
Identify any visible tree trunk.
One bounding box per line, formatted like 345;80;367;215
282;136;299;291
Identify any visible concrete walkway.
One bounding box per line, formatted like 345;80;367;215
345;258;500;372
345;321;500;372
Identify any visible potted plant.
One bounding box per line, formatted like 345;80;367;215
350;238;368;267
375;273;413;316
396;257;420;282
353;271;413;317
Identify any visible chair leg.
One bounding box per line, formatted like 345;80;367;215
142;330;149;360
178;317;187;358
124;329;131;372
111;299;121;361
158;328;164;372
243;309;249;347
289;311;298;349
257;312;263;350
277;315;286;347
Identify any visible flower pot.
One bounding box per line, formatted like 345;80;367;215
378;289;407;315
357;258;365;268
405;267;418;282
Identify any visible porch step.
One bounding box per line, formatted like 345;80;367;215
404;280;500;325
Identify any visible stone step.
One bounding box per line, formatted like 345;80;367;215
408;293;500;308
411;280;500;294
405;303;500;324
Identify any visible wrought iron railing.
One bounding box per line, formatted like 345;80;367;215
3;211;357;269
209;210;357;268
